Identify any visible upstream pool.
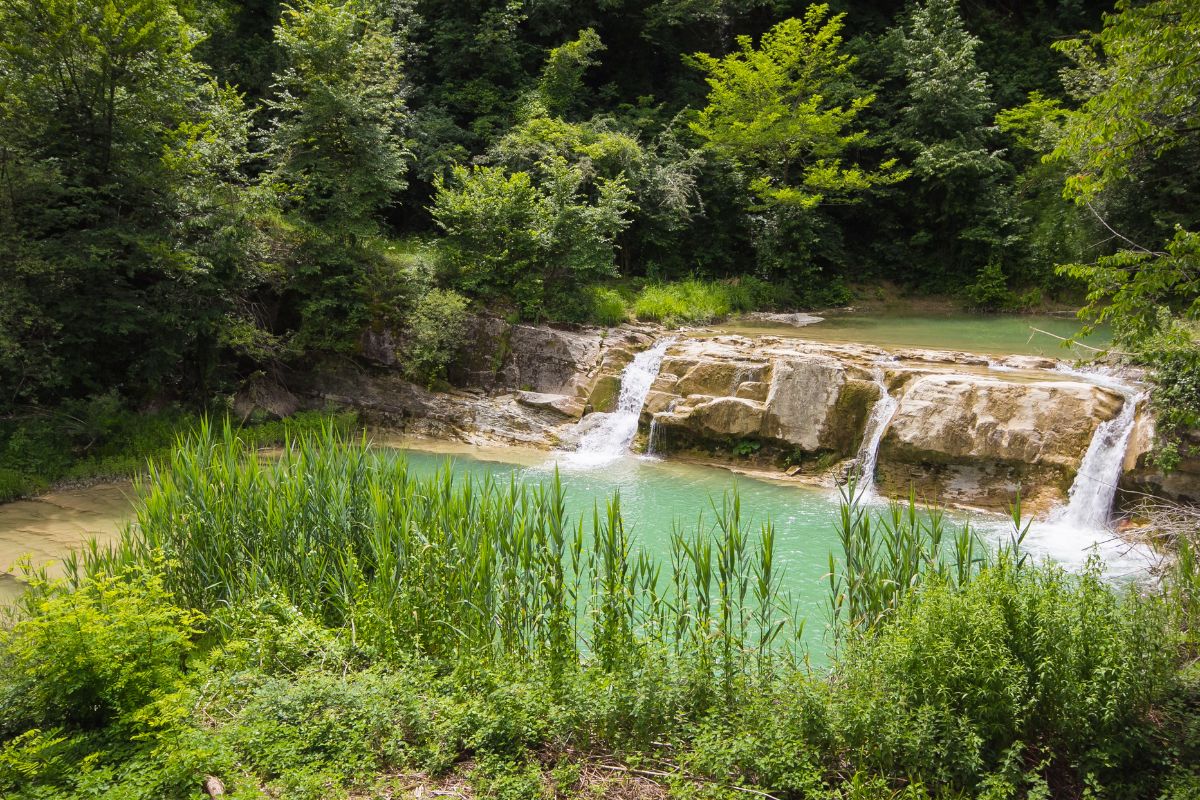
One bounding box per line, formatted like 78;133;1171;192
719;311;1111;357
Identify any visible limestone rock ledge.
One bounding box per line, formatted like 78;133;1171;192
313;321;1172;512
636;336;1131;513
877;375;1124;513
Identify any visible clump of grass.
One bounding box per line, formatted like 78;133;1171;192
0;405;355;502
631;277;783;326
586;286;629;326
827;481;1029;641
83;422;798;678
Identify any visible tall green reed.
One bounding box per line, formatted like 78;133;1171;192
81;421;797;685
827;480;1029;643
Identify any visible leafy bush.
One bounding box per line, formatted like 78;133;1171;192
432;159;633;320
833;560;1174;793
0;469;42;503
1137;329;1200;471
964;261;1016;311
401;288;469;385
0;567;202;734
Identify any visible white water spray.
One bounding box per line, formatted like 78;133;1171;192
562;339;672;467
852;366;899;503
1018;367;1152;572
1054;390;1142;530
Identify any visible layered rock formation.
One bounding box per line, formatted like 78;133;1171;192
296;320;654;448
631;336;1128;512
293;317;1195;513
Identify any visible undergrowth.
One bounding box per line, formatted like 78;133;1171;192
0;426;1196;799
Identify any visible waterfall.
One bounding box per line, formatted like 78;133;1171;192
1054;389;1142;530
563;339;672;467
853;367;899;502
1018;370;1152;573
646;416;661;456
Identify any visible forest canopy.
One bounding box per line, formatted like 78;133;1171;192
1;0;1197;412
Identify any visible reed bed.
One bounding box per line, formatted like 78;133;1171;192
81;421;799;678
828;481;1030;640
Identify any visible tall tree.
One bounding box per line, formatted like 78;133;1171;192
1047;0;1200;342
0;0;254;404
689;5;903;290
887;0;1017;289
264;0;410;234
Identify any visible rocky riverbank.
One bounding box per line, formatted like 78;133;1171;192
273;317;1200;514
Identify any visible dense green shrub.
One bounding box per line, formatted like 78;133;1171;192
0;567;202;735
833;561;1173;793
401;287;469;385
432;160;633;320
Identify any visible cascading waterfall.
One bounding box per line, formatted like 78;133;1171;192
1018;368;1152;572
562;339;672;467
852;366;899;502
1054;389;1142;530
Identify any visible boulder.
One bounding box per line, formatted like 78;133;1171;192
876;375;1125;512
516;391;585;419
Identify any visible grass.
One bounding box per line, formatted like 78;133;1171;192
1;427;1197;799
0;401;355;503
630;277;784;326
82;422;798;674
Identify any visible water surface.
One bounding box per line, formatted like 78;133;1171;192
719;312;1111;357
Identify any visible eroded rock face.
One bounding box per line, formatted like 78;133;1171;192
328;318;1166;513
876;375;1124;512
645;338;877;465
1121;417;1200;505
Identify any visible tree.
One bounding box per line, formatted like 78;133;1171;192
1046;0;1200;342
431;159;633;319
690;5;902;210
264;0;411;233
535;27;605;120
887;0;1017;287
0;0;255;405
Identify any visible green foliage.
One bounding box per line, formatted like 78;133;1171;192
690;6;904;210
885;0;1018;286
535;28;605;120
834;560;1173;794
401;288;469;385
0;0;259;406
2;439;1199;798
1045;0;1200;343
88;424;796;678
631;278;778;326
828;484;1027;639
264;0;410;232
0;566;202;735
1061;227;1200;344
431;160;634;319
0;404;355;502
1135;330;1200;471
585;286;629;327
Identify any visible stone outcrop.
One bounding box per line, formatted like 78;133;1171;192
643;338;878;467
876;375;1125;512
298;318;656;448
309;318;1184;512
1121;417;1200;505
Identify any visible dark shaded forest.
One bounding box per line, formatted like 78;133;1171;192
1;0;1196;416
